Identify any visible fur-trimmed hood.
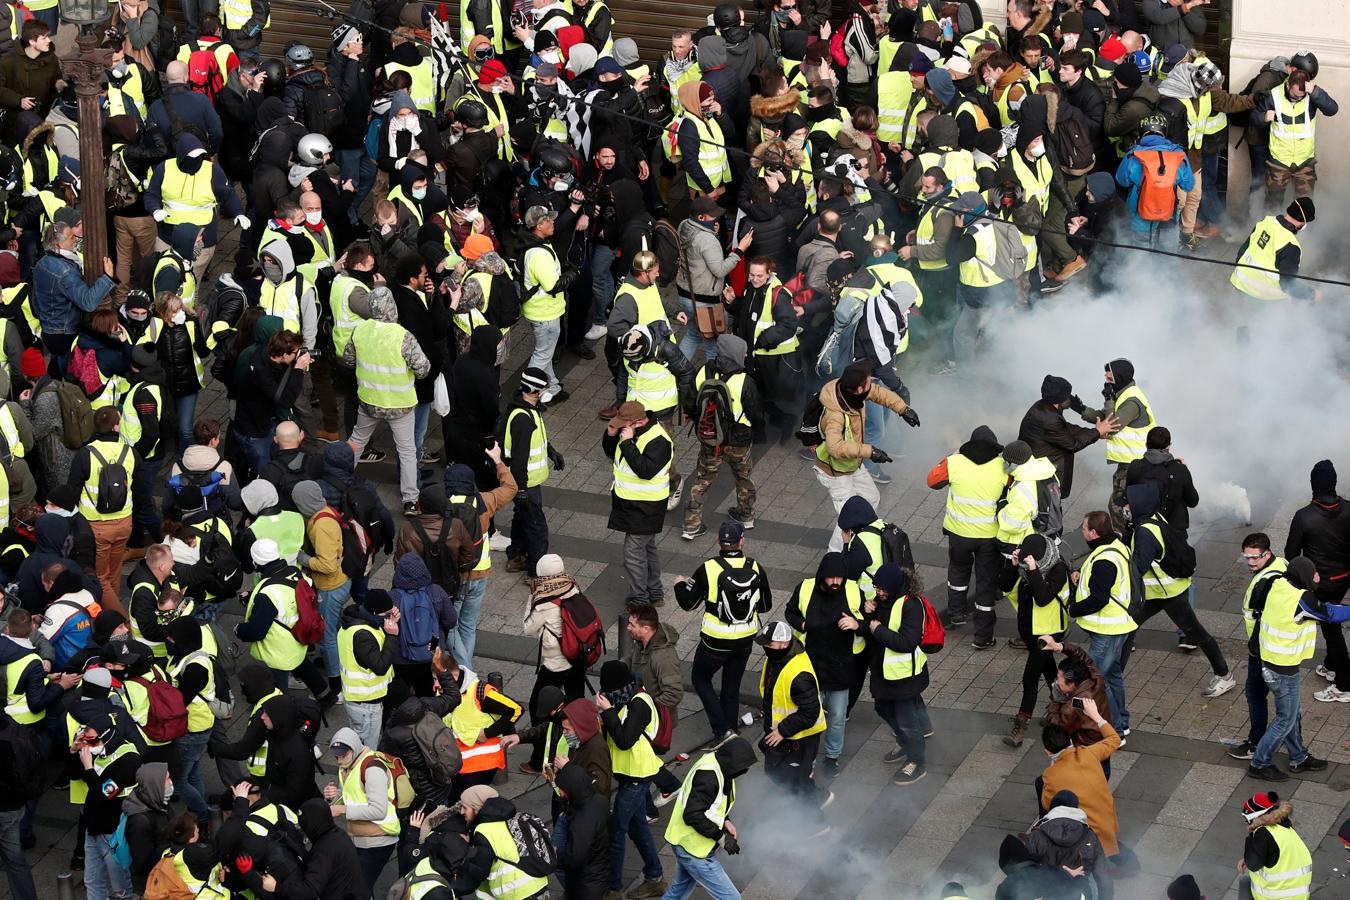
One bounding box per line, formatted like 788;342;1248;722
750;88;802;124
1026;3;1054;39
1248;800;1295;832
751;138;805;170
22;122;54;156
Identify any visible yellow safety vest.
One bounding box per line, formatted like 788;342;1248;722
153;251;198;312
943;453;1006;538
760;651;826;738
792;577;865;653
995;457;1057;546
243;577;306;670
663;751;732;858
1259;578;1318;668
881;595;928;680
504;406;549;488
1243;558;1288;639
1184;93;1213;150
338;622;392;703
0;401;25;461
918;148;979;195
615;280;671;333
875;71;913;144
386;186;424;227
624;357;678;414
1075;541;1138;635
693;366;748;427
1231;216;1300;301
328;274;365;358
170;852;228;900
1248;823;1313;900
1010;149;1052;213
607;691;663;778
915;189;955;271
385;59;436;113
108;65;148;119
340;748;401;836
1104;384;1154;464
448;494;491;573
522;242;565;322
666;61;702;116
612;423;671;503
245;688;282;776
244;802;298;836
352;319;417;410
80;439;135;521
220;0;268;30
3;652;45;723
1269;90;1315;166
699;555;762;641
170;651;217;733
260;273;305;334
406;859;450;900
158;159;218;227
1135;518;1191;601
684;114;730;190
958;221;1004;287
474;818;550;900
1006;577;1071;636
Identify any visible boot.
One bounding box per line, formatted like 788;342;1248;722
1003;713;1030;748
597;404;620;420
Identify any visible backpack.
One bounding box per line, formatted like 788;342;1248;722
395;587;438;663
829;17;855;67
1053;114;1096;175
313;507;373;580
1034;475;1064;540
105;150;139;210
650;697;675;755
108;812;133;869
341;483;387;561
1154;517;1197;580
873;523;919;585
502;812;558;878
795;388;825;447
360;750;416;809
278;572;324;645
47;597;95;669
167;456;226;515
986;218;1030;283
693;371;736;450
651;218;682;289
254;814;310;864
187;46;224;101
143;855;194;900
88;445;131;515
483;277;521;333
710;558;761;626
204;274;247;335
194;516;243;598
915;593;945;653
552;592;604;667
68;345;104;397
130;669;190;742
42;379;94;449
0;713;45;802
411;517;461;597
302;78;346;135
411;708;462;786
293;695;323;746
153;18;180;70
1131;148;1186;222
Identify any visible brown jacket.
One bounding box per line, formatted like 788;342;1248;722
1044;641;1112;748
815;378;909;476
1040;722;1123;855
0;46;62;115
393;462;517;580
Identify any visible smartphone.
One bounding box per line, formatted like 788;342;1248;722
1071;697;1085;710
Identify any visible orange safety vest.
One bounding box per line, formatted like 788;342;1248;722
451;684;508;774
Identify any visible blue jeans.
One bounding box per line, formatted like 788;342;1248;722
610;781;662;890
1087;632;1132;733
347;699;383;750
178;728;212;821
85;831;133;900
129;455;163;548
317;580;352;677
821;688;849;760
1252;667;1309;769
875;696;925;766
590;245;615;324
413;402;431;455
662;845;739;900
235;425;275;481
1243;654;1270;746
176;392;199;451
337;149;378;225
552;812;569;890
677;295;719;365
449;578;486;666
0;808;35;900
527;317;562;395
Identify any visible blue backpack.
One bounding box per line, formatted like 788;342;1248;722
108;813;132;869
48;598;94;669
396;588;438;663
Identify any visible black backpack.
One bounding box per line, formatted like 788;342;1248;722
302;78;346;135
410;515;461;597
710;558;761;626
0;709;45;801
340;483;387;557
795;389;825;446
88;445;131;515
504;812;558;878
652;218;682;289
1154;517;1197;580
153;18;181;70
1053;113;1096;175
692;370;736;449
192;516;243;597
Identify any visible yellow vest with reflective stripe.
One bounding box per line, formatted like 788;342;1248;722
328;274;364;358
3;652;44;723
996;457;1056;546
154;252;198;311
612;423;671;503
385;60;436;112
90;741;139;797
81;439;134;521
1136;519;1191;600
624;358;678;414
170;651;216;732
246;689;282;775
250;511;305;564
919;148;979;195
120;667;172;744
0;401;24;461
352;319;417;409
522;243;565;322
171;852;228;900
338;622;392;703
260;273;304;333
751;280;799;355
1184;93;1213;150
1259;578;1318;667
693;366;748;425
943;453;1006;538
607;691;663;778
1248;823;1313;900
916;190;955;271
848;519;888;595
474;818;550;899
1269;90;1315;166
685;114;730;190
760;651;825;738
159;159;218;227
1010;150;1051;212
615;280;670;333
244;802;297;836
881;595;927;680
340;749;400;836
244;577;306;670
504;406;549;488
699;556;761;641
958;221;1004;287
1104;384;1154;464
108;65;148;119
1243;558;1288;639
447;678;496;743
386;186;424;226
665;61;702;116
792;577;865;653
663;752;732;857
1231;216;1299;301
876;71;913;143
406;859;450;900
1075;540;1137;635
220;0;268;30
1006;577;1071;636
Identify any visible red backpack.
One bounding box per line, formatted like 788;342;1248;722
1131;148;1185;222
554;593;605;667
287;574;325;645
915;593;946;654
187;46;224;101
130;669;189;742
829;16;858;67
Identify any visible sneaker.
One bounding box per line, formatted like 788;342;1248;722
359;448;387;464
923;728;934;738
585;323;607;341
728;507;756;529
1315;664;1336;682
1057;255;1088;281
681;524;708;541
1122;728;1131;736
1314;685;1350;702
489;533;513;552
505;557;527;574
419;449;440;465
666;476;684;511
819;757;841;777
1226;740;1257;760
942;611;968;628
402;501;419;517
652;789;678;808
882;746;907;764
972;637;997;650
1178;638;1199;652
1290;754;1328;773
1247;764;1289;782
798;447;818;462
893;761;926;785
627;879;668;899
1039;277;1066;295
1202;674;1237;698
710;729;738;750
872;470;893;485
819;790;836;811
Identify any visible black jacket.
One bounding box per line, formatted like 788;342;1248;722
602;421;672;536
123;761;171;892
674;739;756;854
557;762;610;899
391;283;448;404
326;52;372;151
261;695;321;810
209;664;282;761
236;353;303;438
1286;495;1350;591
866;593;928;700
259;447;324;511
1018;399;1099;500
449;324;501;441
380;693;460;807
155;319;210;398
758;644;822;739
785;580;858;691
298;797;364;900
1125;450;1199;532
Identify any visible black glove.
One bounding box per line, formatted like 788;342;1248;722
870;447;893;464
549;449;565;471
723;835;741;856
901;407;921;427
1069;393;1085;414
556;267;579;291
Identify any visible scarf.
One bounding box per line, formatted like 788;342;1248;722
530;573;578;603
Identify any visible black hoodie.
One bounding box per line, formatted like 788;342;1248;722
674;738;757;853
450;324;501;439
391;282;448;405
209;664;281;764
261;695;322;810
299;797;364;900
557;762;611;899
1286;494;1350;592
16;514;97;609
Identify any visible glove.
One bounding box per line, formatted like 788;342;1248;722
235;855;253;875
723;835;741;856
870;447;893;464
151;209;167;222
550;450;565;471
556;267;579;291
901;407;921;428
235;215;251;230
1068;393;1085;414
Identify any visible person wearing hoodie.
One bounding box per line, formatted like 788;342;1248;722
447;234;514;358
343;281;431;517
1114;112;1194;248
235;328;310;481
318;441;395;563
324;726;401;896
298;796;364;900
995;440;1061;551
122;347;169;556
674;81;734;201
927;425;1004;633
1124;482;1234;698
15;509;98;610
236;538;334;705
208;662;284;786
1024;790;1104;895
1285;460;1350;701
661;736;757;900
838;495;894;601
376;91;445;177
166;419;239;518
1018;375;1119;501
446;324;503;486
258;240;323;360
238;479;304;568
1077;358;1154;533
554;757;610;900
256;693;322;812
1125;426;1199;533
337;590;401;750
76;712;143;900
1038;698;1122;863
441;455;517;666
998;536;1072;749
163;617;220;828
143;134;246;275
1103;61;1162;162
123;761;172;892
697;35;747;149
388;555;456;695
454;786;549;900
502;368;563;576
864;563;929;785
291;479;349;691
732;256;798;440
755;620;828;818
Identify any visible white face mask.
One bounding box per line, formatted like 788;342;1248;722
541;49;561;64
1028;143;1046;159
171;310;187;326
112;61;128;78
464;209;482;222
305;210;323;225
164;783;174;801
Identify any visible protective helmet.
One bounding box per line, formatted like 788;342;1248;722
536;144;573;178
456;100;489;129
631;251;658;275
286;43;314;70
1139;114;1169;139
713;3;739;30
296;133;332;165
260;58;286;92
619;326;652;360
1290;51;1319;79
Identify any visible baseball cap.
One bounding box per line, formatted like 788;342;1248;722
718;522;744;545
524;205;557;229
755;620;793;646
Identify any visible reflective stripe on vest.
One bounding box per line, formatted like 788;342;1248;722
170;651;216;732
1259;579;1318;667
624;358;678;414
159;159;217;226
1137;519;1192;600
504;406;549;488
448;679;506;772
385;60;436;112
1248;823;1313;900
3;653;44;723
958;221;1004;287
1231;216;1299;301
881;595;928;680
685;114;730;189
1006;578;1071;636
1105;384;1154;463
1075;542;1138;634
353;319;417;409
474;818;550;900
875;71;913;143
1243;559;1288;638
243;578;306;670
760;651;826;739
340;749;400;835
608;691;663;778
329;274;364;358
338;623;393;702
694;366;748;426
1269;90;1315;166
943;453;1007;538
752;280;799;355
612;424;671;502
700;556;760;641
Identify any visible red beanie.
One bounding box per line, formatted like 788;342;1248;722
20;348;45;379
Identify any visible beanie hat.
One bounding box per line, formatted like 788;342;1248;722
519;367;550;394
594;57;622;77
291;480;328;518
1114;61;1142;89
250;539;280;567
363;589;394;615
48;484;78;511
1003;440;1032;466
0;250;18;287
1049;789;1080;809
1059;11;1083;34
1099;35;1127;63
612;37;640;67
462;233;494;260
599;659;632;692
536;62;560;78
93;610;128;644
909;54;934;76
535;553;565;578
1041;375;1072;404
1311;459;1337;494
1167;874;1204;900
1287;196;1315;223
873;563;907;598
20;348;45;379
82;666;113;696
839;361;871;390
1242;792;1279;822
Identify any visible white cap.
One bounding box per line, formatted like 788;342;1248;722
250;538;280;566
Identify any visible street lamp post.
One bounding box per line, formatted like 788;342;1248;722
57;0;113;286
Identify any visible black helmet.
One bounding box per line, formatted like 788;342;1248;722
260;58;286;94
713;3;739;30
1290;51;1319;79
536;144;573;178
456;100;489;129
1139;113;1169;139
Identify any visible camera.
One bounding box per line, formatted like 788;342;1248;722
510;9;528;29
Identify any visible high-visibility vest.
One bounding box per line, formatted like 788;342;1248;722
474;818;550;899
876;71;913;143
665;61;702;116
699;556;762;641
158;159;218;227
1135;518;1191;601
153;251;198;312
1104;384;1154;464
760;651;826;739
249;511;305;564
170;650;217;733
340;748;401;836
847;519;891;595
328;274;365;358
352;319;417;409
220;0;268;31
1184;93;1214;150
338;622;392;703
918;148;979;195
958;221;1005;288
176;38;236;74
456;90;516;161
80;439;135;521
751;280;799;355
127;571;180;656
996;457;1057;546
21;145;58;195
170;851;228;900
451;272;493;337
461;0;511;55
386;186;424;227
953;97;990;134
1231;216;1300;301
916;189;955;271
118;663;173;744
612;423;671;503
664;751;732;857
615;280;671;333
522;242;565;322
815;399;863;473
107;64;148;119
89;741;139;797
881;595;928;680
624;357;678;414
384;59;436;112
958;22;1001;57
244;802;297;836
792;578;865;653
1;282;40;340
1259;578;1318;668
683;114;730;190
1269;90;1315;166
943;453;1006;538
447;679;508;772
504;406;549;488
1006;577;1071;636
1248;823;1313;900
1191;55;1228;136
607;690;663;778
260;273;304;334
243;577;306;670
245;688;282;775
3;652;45;723
1075;540;1138;635
693;366;748;427
1010;149;1052;212
1243;558;1288;639
406;859;451;900
0;401;25;461
448;493;491;573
